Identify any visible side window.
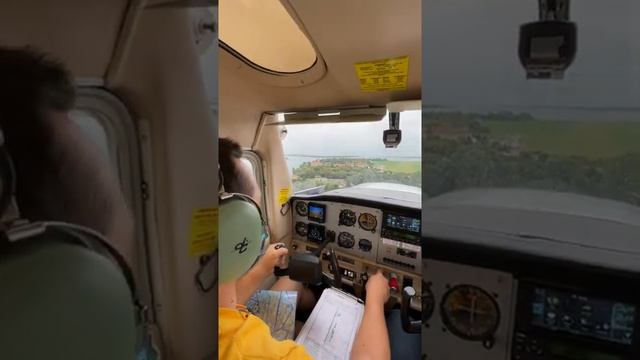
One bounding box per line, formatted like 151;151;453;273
71;88;141;214
69;109;117;177
242;151;267;216
240;157;254;176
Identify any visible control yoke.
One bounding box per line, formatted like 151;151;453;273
273;231;336;286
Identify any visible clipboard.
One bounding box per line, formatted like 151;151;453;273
295;288;365;360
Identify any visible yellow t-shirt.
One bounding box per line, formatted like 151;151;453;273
219;307;313;359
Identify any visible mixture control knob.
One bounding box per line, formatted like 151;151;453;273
389;273;399;293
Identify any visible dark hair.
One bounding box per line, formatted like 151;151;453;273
0;47;76;201
0;46;76;122
0;46;76;194
219;137;257;196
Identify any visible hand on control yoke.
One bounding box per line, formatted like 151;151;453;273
257;243;288;276
365;270;390;305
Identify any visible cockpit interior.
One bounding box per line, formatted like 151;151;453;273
422;1;640;359
219;0;422;357
11;0;639;359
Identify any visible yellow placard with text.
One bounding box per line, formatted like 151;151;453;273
189;207;218;257
278;188;291;206
354;56;409;92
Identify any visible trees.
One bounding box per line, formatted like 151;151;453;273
424;131;640;206
292;158;421;191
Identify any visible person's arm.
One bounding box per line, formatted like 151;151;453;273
350;271;391;360
236;243;288;304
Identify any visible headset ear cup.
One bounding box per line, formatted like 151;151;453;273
218;194;265;283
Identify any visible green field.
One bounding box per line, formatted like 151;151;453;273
371;160;421;173
292;158;421;191
486;120;640;159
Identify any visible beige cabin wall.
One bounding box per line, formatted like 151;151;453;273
110;7;217;360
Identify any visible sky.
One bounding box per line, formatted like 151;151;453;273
423;0;640;119
282;110;421;158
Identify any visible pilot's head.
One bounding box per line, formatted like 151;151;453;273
0;46;134;263
0;47;138;359
219;137;262;205
218;138;269;288
0;46;75;127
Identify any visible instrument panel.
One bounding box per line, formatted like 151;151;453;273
422;189;640;360
292;199;421;273
293;200;384;263
291;197;422;310
423;259;640;360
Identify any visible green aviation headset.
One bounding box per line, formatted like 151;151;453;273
218;166;269;283
0;128;142;360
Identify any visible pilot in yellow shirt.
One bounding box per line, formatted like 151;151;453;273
219;306;313;359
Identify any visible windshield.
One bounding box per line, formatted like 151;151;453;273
282;110;421;194
424;0;640;207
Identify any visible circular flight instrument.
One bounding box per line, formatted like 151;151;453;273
295;222;308;237
295;201;308;216
339;209;356;226
308;225;323;243
423;282;435;323
440;285;500;341
337;232;355;248
358;213;377;232
358;239;372;252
